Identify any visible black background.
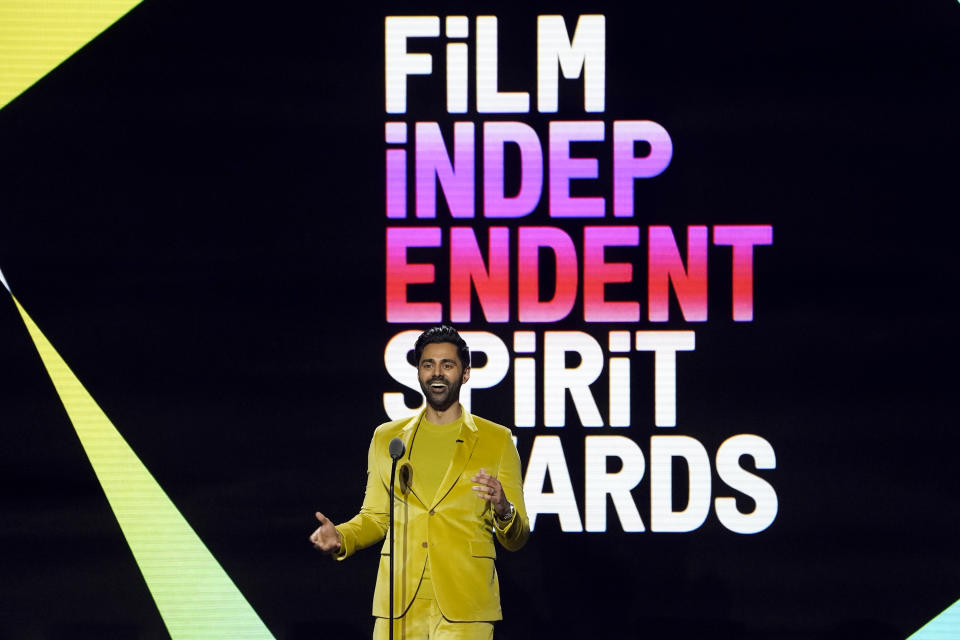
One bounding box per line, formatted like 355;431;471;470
1;1;958;638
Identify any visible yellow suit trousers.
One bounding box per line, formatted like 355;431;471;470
372;573;493;640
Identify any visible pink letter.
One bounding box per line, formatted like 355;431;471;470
583;226;640;322
386;148;407;219
450;227;510;322
386;227;442;322
415;122;475;218
548;121;605;217
713;225;773;321
483;121;543;218
518;227;578;322
386;122;408;219
648;226;708;322
612;120;673;217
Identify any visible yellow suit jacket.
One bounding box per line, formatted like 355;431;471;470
335;407;529;621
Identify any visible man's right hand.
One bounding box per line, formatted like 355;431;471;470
309;511;342;554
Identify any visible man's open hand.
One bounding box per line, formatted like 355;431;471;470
309;511;342;554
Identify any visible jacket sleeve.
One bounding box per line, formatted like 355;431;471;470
493;432;530;552
334;432;389;560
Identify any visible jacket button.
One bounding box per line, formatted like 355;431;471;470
421;541;428;548
429;509;435;515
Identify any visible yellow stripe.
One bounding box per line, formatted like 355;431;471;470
11;294;274;639
0;0;142;110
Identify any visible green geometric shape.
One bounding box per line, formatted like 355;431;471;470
908;597;960;640
9;291;274;639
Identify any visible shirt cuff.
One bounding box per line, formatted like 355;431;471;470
332;525;348;560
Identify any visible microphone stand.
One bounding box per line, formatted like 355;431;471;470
389;453;399;640
387;436;405;640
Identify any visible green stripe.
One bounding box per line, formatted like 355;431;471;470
908;598;960;640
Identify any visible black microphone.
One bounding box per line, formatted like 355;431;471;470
389;437;405;460
387;436;405;640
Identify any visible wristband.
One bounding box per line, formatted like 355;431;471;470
495;501;515;523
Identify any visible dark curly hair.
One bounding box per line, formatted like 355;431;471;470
414;325;471;369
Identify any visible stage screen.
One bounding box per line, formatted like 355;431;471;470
1;2;958;638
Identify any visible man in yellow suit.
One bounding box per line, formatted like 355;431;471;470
310;325;529;639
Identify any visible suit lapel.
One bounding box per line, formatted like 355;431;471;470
429;411;478;509
383;413;427;508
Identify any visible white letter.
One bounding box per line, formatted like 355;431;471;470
537;15;605;113
476;16;530;113
513;331;536;427
543;331;604;427
523;435;582;532
584;436;645;532
385;16;440;114
715;434;778;534
650;435;711;532
383;330;424;419
634;331;695;427
608;331;631;427
459;331;509;415
445;16;469;113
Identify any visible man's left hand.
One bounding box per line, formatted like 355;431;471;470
471;468;509;518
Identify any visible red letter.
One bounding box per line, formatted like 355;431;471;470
518;227;578;322
583;226;640;322
386;227;442;322
450;227;510;322
648;226;708;322
713;225;773;321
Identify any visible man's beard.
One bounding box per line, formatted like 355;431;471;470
419;375;462;412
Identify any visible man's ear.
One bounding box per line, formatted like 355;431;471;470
461;367;470;384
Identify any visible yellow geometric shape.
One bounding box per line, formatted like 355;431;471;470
10;293;274;639
0;0;143;110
